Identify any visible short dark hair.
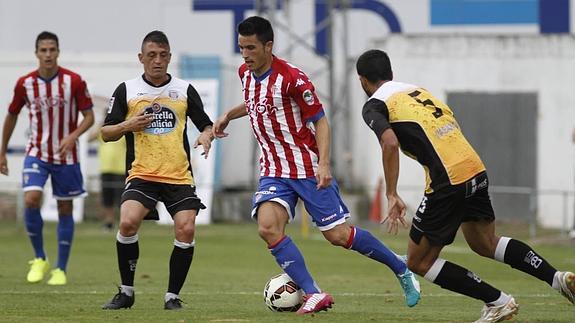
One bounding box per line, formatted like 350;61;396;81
142;30;170;51
237;16;274;44
356;49;393;83
36;31;59;51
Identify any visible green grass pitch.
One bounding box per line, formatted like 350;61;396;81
0;220;573;322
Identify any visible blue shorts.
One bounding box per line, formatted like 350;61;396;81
251;177;350;231
22;156;86;200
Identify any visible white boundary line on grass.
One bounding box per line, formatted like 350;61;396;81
0;290;562;298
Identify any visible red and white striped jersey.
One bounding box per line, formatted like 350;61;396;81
240;56;324;178
8;68;93;165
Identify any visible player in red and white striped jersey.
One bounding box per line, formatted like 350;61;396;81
0;31;94;286
213;16;420;314
238;55;323;179
8;67;92;164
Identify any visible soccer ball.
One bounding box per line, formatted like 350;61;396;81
263;273;304;312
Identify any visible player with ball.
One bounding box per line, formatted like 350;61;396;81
213;16;420;315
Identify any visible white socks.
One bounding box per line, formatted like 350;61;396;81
552;271;562;290
487;291;511;307
165;292;179;302
494;237;511;262
423;258;446;283
121;285;134;296
117;232;139;244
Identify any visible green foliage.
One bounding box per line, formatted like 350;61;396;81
0;221;573;322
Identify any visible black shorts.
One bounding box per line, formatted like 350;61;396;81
121;178;206;219
409;172;495;246
101;173;126;207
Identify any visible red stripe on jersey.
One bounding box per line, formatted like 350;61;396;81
45;80;54;164
69;76;79;164
24;78;34;157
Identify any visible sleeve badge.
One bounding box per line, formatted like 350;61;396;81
302;89;315;105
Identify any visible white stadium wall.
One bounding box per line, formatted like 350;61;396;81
0;0;574;229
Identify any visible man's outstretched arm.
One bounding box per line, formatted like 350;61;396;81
0;113;18;175
212;102;248;139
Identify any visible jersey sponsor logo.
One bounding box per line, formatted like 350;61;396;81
435;121;458;138
143;103;177;135
33;96;67;110
302;89;315;105
246;97;277;116
295;78;306;87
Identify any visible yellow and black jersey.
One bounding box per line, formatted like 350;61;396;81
104;74;213;185
362;81;485;193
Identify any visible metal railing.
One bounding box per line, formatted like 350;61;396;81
395;184;574;239
3;180;574;238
